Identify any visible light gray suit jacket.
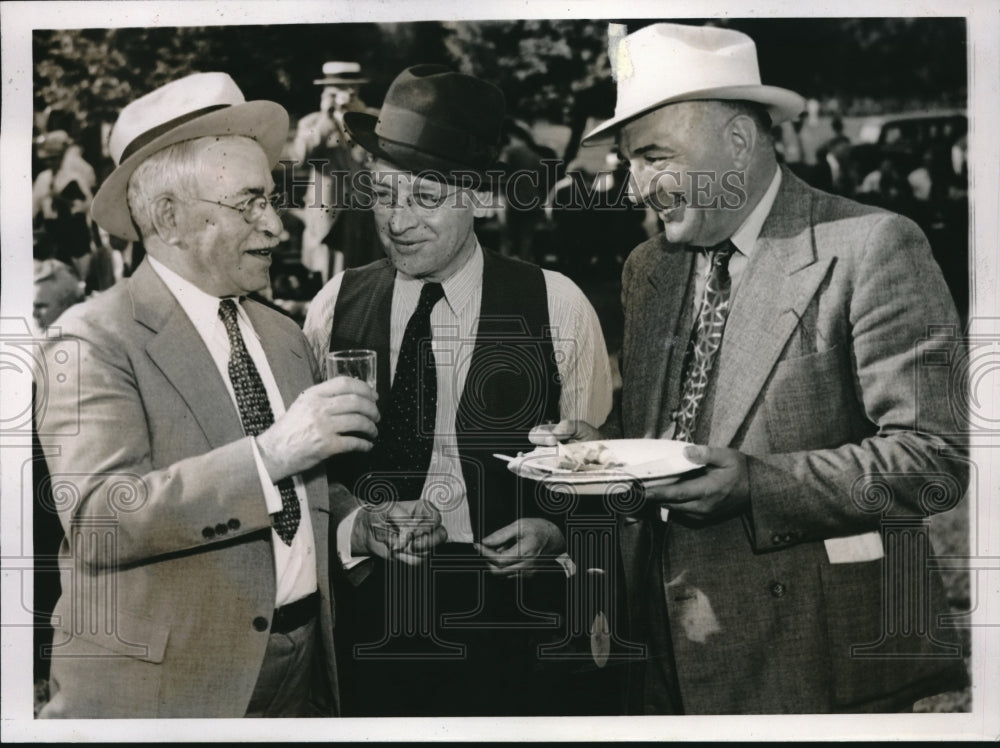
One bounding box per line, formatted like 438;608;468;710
609;167;968;713
36;260;339;718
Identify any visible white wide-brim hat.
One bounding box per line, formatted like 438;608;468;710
584;23;805;143
92;72;289;241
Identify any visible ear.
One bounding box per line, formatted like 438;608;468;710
726;115;758;171
149;195;182;245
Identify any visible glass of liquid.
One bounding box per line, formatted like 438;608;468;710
326;349;376;391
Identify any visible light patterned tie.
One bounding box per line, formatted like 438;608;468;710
218;299;299;545
671;240;737;443
369;282;445;503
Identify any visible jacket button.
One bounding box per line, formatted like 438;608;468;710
215;523;228;535
202;527;215;540
770;581;786;598
252;616;269;632
228;518;241;531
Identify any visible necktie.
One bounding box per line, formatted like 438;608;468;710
218;299;300;545
671;240;737;443
370;282;445;503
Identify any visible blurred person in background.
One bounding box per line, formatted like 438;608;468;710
290;61;380;279
32;258;85;334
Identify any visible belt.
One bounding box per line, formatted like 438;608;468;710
271;591;319;634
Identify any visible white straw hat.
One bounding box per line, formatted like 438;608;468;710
91;72;289;241
584;23;805;142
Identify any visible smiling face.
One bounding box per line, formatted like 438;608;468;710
619;101;750;247
370;159;484;282
170;137;282;297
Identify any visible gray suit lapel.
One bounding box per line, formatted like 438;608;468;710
133;262;244;451
627;241;694;438
710;169;834;447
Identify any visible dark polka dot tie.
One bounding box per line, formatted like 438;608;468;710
671;240;737;443
218;298;299;545
368;282;445;504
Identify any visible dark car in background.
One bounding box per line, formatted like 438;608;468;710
850;108;967;180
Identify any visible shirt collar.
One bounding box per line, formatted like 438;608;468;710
147;254;250;335
728;165;782;258
395;241;483;315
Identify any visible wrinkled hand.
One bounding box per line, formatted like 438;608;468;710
528;419;601;447
474;518;566;578
646;445;750;520
352;500;447;565
257;376;379;482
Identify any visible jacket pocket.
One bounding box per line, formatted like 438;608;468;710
764;345;867;452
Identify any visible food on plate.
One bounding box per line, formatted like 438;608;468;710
556;442;624;472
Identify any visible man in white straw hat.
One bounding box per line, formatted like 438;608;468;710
35;72;380;717
534;22;968;713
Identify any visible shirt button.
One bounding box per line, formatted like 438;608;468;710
228;519;241;531
770;581;787;598
215;523;228;535
202;527;216;540
252;616;269;632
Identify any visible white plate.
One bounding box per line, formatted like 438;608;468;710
499;439;703;495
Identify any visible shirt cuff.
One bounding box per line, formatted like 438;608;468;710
555;553;577;578
337;507;369;570
250;437;283;515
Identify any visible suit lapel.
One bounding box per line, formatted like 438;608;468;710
134;262;244;450
710;169;834;446
627;240;694;438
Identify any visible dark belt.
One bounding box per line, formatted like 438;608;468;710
271;591;319;634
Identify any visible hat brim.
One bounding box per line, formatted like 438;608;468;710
582;84;805;144
344;111;505;190
92;101;289;241
313;77;368;86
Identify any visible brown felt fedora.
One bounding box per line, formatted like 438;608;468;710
343;65;506;185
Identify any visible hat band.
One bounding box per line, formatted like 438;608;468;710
374;103;496;168
118;103;230;163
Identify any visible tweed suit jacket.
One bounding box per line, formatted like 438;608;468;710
36;260;339;718
610;167;969;713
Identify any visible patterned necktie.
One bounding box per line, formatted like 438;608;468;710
218;299;299;545
671;240;737;443
369;282;445;503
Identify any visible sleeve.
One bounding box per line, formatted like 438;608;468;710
302;271;346;369
543;270;614;429
37;322;274;571
745;214;969;549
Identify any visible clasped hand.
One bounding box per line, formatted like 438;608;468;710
352;499;447;565
529;420;751;520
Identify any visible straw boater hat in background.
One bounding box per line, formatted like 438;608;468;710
343;64;506;185
313;61;369;87
91;72;289;241
584;23;805;142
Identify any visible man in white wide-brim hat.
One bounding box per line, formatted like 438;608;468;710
36;72;381;717
535;22;968;713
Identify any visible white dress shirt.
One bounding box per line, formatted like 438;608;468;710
148;256;317;607
303;244;614;565
689;166;783;312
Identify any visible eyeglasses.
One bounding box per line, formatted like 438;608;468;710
190;192;285;223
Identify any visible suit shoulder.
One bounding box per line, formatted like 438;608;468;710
48;281;133;341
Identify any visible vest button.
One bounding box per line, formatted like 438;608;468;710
771;534;782;545
770;581;787;598
252;616;269;632
202;527;215;540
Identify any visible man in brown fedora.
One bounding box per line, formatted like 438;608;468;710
35;72;380;717
303;64;614;716
535;22;969;713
